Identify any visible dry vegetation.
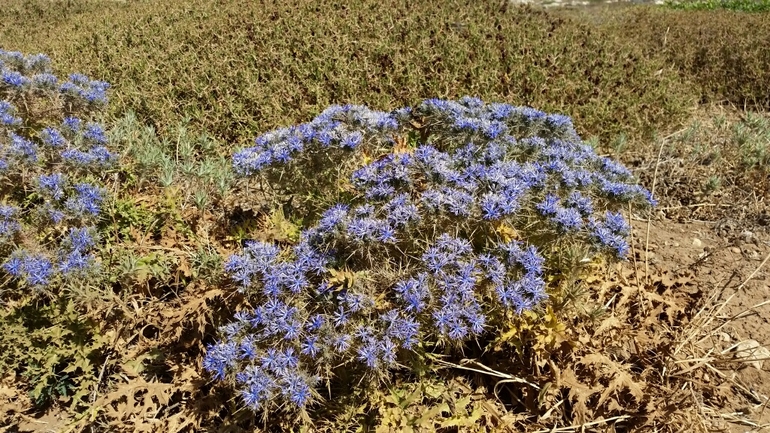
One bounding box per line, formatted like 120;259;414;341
1;1;770;432
593;6;770;110
0;0;695;144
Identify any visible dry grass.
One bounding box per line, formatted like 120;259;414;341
587;5;770;110
0;0;696;144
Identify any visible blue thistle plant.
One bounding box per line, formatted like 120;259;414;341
0;49;114;293
207;97;654;414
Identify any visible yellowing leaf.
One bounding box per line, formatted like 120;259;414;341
269;207;301;243
327;267;363;291
414;402;450;427
494;222;520;242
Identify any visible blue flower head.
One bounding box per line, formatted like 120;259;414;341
37;173;66;200
40;127;66;147
83;122;107;145
0;205;20;240
62;117;82;134
32;73;57;89
1;70;29;89
0;101;21;127
65;183;103;217
8;133;38;163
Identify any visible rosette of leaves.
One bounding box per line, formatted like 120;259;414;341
208;97;653;415
0;49;115;296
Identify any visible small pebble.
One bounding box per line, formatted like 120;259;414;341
692;238;703;248
731;247;742;254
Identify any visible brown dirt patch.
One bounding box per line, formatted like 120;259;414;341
631;217;770;431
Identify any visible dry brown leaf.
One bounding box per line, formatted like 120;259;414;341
594;315;622;336
559;368;594;424
96;380;175;423
578;353;645;406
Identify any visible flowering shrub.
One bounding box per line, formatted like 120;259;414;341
0;49;114;294
206;97;654;414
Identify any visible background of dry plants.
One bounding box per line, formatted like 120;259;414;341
1;0;770;432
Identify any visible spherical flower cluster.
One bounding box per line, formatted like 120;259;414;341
0;49;114;291
232;104;398;176
207;97;654;413
0;50;109;110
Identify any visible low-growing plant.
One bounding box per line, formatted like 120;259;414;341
0;48;116;407
110;111;234;210
734;112;770;171
0;48;114;295
204;97;654;419
0;0;695;144
0;297;111;408
665;0;770;12
598;6;770;109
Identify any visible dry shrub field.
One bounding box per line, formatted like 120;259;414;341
1;1;769;432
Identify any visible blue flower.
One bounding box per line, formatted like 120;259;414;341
1;70;29;88
62;117;82;133
8;133;38;163
65;183;103;216
536;194;560;216
378;338;398;366
600;156;632;178
332;334;352;352
202;342;238;381
3;256;23;276
83;123;108;145
347;217;390;242
0;101;21;126
48;209;65;224
341;131;363;149
439;187;474;216
518;245;544;275
384;312;420;349
479;192;504;220
343;291;374;313
281;373;313;407
318;204;349;231
384;194;420;226
591;223;630;258
237;366;275;409
40;127;66;147
37;173;66;200
478;254;505;285
301;336;322;358
17;253;54;286
23;53;51;73
459;96;484;108
566;190;594;216
553;206;583;231
447;318;469;341
604;211;630;236
307;314;324;331
545;113;574;131
357;341;380;368
466;311;486;335
32;73;57;89
0;206;20;240
332;306;350;328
